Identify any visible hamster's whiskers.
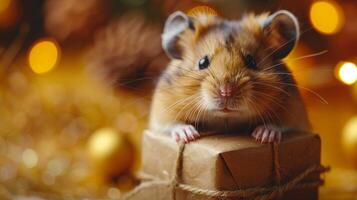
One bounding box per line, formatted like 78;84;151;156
193;101;208;129
272;81;328;104
114;76;158;86
251;81;291;97
241;97;255;127
173;94;202;123
245;96;268;129
183;96;203;124
262;50;328;72
250;94;281;126
249;91;285;124
160;93;199;116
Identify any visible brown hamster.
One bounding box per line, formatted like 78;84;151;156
149;10;311;143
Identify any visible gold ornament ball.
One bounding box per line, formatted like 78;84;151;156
342;116;357;165
87;128;134;180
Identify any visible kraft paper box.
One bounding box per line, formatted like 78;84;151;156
138;131;321;200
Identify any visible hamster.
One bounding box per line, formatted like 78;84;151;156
149;10;311;143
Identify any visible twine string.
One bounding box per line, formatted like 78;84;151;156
170;141;185;200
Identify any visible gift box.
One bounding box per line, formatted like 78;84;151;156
126;131;326;200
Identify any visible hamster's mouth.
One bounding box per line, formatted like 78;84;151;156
220;108;233;113
215;107;238;114
213;108;240;118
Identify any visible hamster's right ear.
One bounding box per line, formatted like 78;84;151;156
162;11;194;59
262;10;299;59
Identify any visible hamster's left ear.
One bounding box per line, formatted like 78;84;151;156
262;10;299;59
162;11;194;59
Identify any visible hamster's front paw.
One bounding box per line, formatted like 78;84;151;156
170;124;200;143
252;125;282;143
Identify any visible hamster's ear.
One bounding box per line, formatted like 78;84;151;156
262;10;299;59
162;11;194;59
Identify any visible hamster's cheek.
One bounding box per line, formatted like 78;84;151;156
200;80;219;110
201;89;218;110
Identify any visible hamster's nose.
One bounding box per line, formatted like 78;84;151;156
219;83;235;98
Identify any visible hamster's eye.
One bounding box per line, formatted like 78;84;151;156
244;54;257;70
198;55;210;70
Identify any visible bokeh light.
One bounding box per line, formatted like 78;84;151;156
88;128;120;159
107;187;121;199
28;39;60;74
310;1;344;34
335;61;357;85
0;0;11;14
342;116;357;158
22;148;39;168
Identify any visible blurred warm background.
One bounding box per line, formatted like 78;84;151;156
0;0;356;199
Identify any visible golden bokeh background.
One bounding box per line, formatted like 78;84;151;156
0;0;356;199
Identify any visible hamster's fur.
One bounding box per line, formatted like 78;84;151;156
150;10;310;143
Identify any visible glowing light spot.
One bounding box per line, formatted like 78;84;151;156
0;0;10;14
310;1;344;34
187;5;218;17
88;128;120;159
46;158;70;176
42;172;56;185
342;116;357;154
336;62;357;85
22;148;38;168
28;39;60;74
0;164;17;181
107;187;121;199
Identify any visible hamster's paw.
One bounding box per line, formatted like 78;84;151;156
170;124;200;143
252;125;282;143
